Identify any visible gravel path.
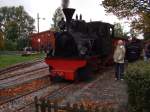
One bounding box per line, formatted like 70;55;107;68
62;68;128;111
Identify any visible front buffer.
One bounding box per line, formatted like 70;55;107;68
45;57;87;81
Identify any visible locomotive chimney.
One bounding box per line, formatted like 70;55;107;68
62;8;75;31
63;8;75;23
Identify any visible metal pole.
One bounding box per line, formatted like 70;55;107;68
37;13;40;51
37;13;46;33
37;13;40;33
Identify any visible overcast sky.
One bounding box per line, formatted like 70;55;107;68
0;0;130;32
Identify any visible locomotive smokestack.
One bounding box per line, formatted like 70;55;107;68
61;0;75;31
62;8;75;23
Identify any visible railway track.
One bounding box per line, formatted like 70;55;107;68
0;59;51;112
0;65;48;81
0;66;48;86
0;60;48;81
0;81;73;112
0;75;50;104
0;59;43;76
0;65;50;103
14;72;106;112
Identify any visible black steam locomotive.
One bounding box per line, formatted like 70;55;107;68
45;8;114;81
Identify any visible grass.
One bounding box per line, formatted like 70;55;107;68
0;53;46;69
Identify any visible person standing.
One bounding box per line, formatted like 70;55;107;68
113;40;126;80
144;43;150;61
143;44;148;61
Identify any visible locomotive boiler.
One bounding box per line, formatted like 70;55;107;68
45;8;114;81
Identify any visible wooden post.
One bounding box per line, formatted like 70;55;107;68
101;107;108;112
87;105;92;112
72;104;78;112
95;106;99;112
40;98;46;112
54;102;58;112
109;108;114;112
34;99;106;112
47;100;52;112
66;102;71;111
79;104;86;112
34;96;39;112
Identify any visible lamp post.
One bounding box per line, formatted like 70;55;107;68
37;13;45;33
37;13;45;52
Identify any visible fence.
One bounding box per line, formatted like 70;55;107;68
34;97;115;112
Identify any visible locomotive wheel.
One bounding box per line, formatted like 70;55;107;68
49;75;64;83
75;65;92;81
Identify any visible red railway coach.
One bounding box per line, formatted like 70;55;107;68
31;30;55;51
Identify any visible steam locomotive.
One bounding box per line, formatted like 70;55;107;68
45;8;114;81
126;38;143;62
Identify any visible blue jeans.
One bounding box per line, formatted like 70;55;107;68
115;63;124;80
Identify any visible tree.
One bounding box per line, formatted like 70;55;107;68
0;31;4;50
102;0;150;39
51;7;64;31
114;22;130;38
5;21;18;41
51;0;70;31
102;0;150;18
0;6;35;50
114;23;124;37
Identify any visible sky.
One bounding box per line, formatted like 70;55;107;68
0;0;130;33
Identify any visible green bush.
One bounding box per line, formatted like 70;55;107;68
17;38;30;50
125;61;150;112
4;39;17;51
